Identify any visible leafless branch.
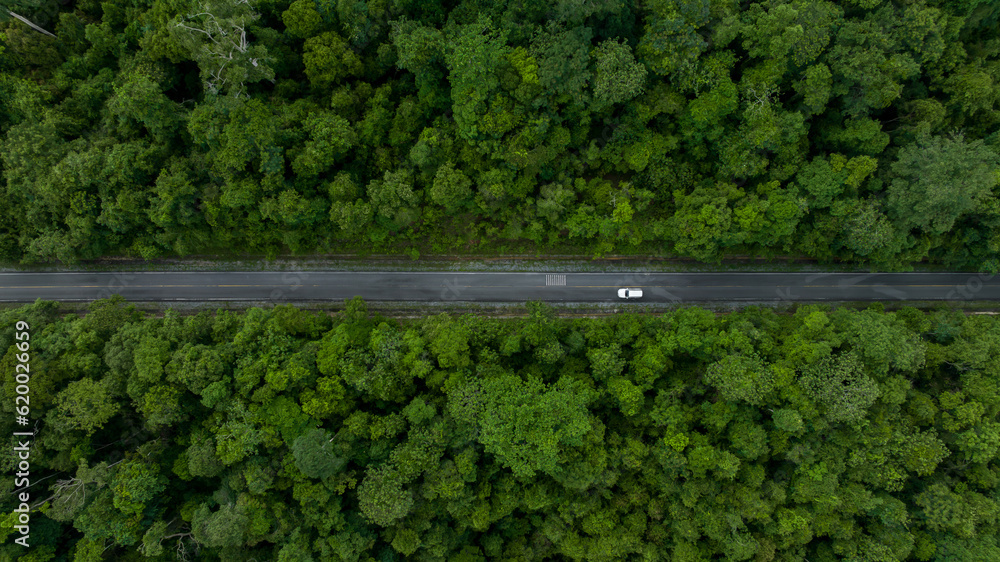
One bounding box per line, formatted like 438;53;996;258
6;10;57;38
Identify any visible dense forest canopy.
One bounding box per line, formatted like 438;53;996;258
0;0;998;267
1;298;1000;560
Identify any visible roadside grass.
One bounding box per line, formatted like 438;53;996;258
4;298;995;320
0;251;969;275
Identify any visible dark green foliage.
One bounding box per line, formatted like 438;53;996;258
3;300;999;560
591;38;647;109
887;132;1000;236
466;372;596;479
0;0;998;267
799;352;880;423
705;352;777;406
292;428;345;479
357;465;413;527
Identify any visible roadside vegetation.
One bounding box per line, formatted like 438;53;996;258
2;297;1000;560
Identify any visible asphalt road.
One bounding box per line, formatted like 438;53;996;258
1;271;998;303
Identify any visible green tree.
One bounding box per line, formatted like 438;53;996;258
302;31;363;88
111;457;166;517
530;22;593;107
705;353;779;406
282;0;323;39
429;161;472;212
773;408;804;433
422;313;471;370
793;154;876;209
443;14;508;142
47;378;119;436
165;343;226;394
834;308;926;376
667;183;741;262
454;373;596;479
827;18;920;116
138;383;187;429
637;0;712;93
823;116;890;156
391;528;422;556
172;0;275;96
326;172;360;202
795;63;833;115
841;199;906;261
191;503;249;548
901;430;950;476
357;465;413;527
147;157;210;255
686;77;739;131
292;111;357;177
189;96;285;199
942;64;1000;121
330;199;373;237
799;352;880;423
292;428;346;479
186;432;224;478
591;38;647;109
608;376;644;416
106;72;184;143
367;169;421;228
887;132;1000;235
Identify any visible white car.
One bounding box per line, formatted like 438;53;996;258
618;288;643;299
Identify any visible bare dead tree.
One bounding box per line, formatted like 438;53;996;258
5;9;56;37
173;0;273;96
